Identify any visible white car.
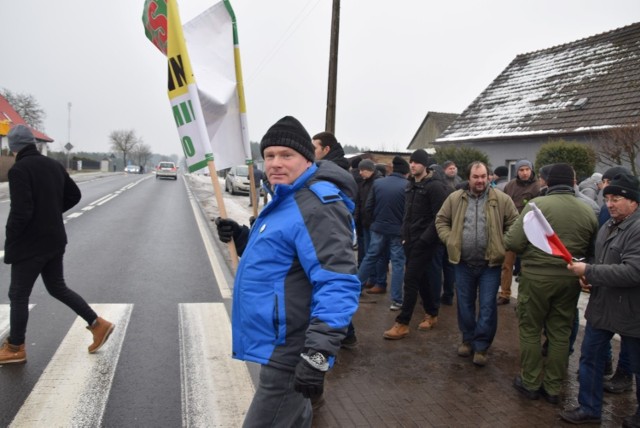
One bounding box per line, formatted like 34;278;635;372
156;161;178;180
124;165;140;174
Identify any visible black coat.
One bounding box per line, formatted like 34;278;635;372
402;172;452;246
4;145;81;264
355;170;382;229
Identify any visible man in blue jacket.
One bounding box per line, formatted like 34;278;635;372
215;116;360;427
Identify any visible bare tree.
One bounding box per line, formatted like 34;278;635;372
598;119;640;176
1;88;46;130
109;129;140;168
131;142;153;169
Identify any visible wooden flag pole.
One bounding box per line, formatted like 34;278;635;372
207;159;239;271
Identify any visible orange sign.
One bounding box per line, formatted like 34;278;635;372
0;120;10;136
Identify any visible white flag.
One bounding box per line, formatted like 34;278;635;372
183;2;251;171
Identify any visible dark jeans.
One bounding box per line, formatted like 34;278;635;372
243;365;312;428
454;262;501;352
441;250;455;301
396;242;439;325
8;250;97;345
577;323;640;417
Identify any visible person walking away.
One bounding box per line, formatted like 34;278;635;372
357;156;409;307
560;172;640;427
214;116;360;427
504;163;598;404
498;159;540;305
383;150;451;339
0;125;114;365
435;161;518;366
248;164;265;208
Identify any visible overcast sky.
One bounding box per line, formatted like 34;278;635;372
1;0;639;158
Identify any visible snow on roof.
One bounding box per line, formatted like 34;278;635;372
437;22;640;143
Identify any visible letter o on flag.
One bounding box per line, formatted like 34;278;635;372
182;136;195;157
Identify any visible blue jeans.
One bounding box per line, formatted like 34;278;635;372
358;231;404;304
243;365;312;428
454;262;501;352
578;324;640;416
362;228;389;286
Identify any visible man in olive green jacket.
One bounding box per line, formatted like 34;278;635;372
436;161;518;366
504;163;598;404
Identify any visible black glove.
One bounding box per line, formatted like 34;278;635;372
294;355;327;399
215;217;242;243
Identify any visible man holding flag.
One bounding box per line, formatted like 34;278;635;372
560;172;640;427
504;163;598;404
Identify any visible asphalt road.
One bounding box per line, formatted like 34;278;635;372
0;172;254;426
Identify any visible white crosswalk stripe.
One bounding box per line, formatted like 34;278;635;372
1;303;255;426
179;303;254;427
9;304;133;428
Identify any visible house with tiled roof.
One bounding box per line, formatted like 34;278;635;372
407;111;459;151
0;94;54;144
434;22;640;178
0;94;54;180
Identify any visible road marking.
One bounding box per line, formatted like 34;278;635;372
0;304;35;340
66;212;83;219
183;179;233;299
179;303;254;427
0;250;3;261
9;304;133;428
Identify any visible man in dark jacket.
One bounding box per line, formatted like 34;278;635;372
214;117;359;427
383;150;452;339
561;172;640;427
499;159;540;305
312;131;349;170
0;125;114;365
355;159;385;279
358;156;409;306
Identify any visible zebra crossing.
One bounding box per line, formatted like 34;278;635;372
1;303;255;427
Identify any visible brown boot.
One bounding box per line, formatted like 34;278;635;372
0;340;26;364
383;323;410;340
418;314;438;331
87;317;115;354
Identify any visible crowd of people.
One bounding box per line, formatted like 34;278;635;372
213;116;638;428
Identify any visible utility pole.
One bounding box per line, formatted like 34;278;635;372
325;0;340;133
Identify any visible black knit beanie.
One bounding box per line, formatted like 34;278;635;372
603;173;640;202
392;156;409;175
409;149;431;166
546;163;574;187
602;166;631;181
260;116;315;161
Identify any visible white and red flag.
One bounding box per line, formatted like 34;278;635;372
523;202;573;263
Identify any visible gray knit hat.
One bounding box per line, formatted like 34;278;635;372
8;124;37;153
260;116;314;162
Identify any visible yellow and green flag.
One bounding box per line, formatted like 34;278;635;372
142;0;250;172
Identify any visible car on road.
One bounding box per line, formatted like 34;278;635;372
224;165;265;196
156;161;178;180
124;165;141;174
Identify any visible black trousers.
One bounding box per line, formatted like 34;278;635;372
8;250;97;345
396;241;438;325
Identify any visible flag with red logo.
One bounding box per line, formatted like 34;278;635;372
523;202;573;264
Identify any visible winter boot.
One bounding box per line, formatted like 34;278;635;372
0;340;26;364
87;317;115;354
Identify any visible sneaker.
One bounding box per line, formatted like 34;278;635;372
340;335;358;349
389;302;402;311
418;314;438;330
457;342;472;357
0;340;26;364
87;317;115;354
383;323;410;340
604;369;633;393
473;350;488;367
497;296;510;305
559;407;601;425
366;286;387;295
